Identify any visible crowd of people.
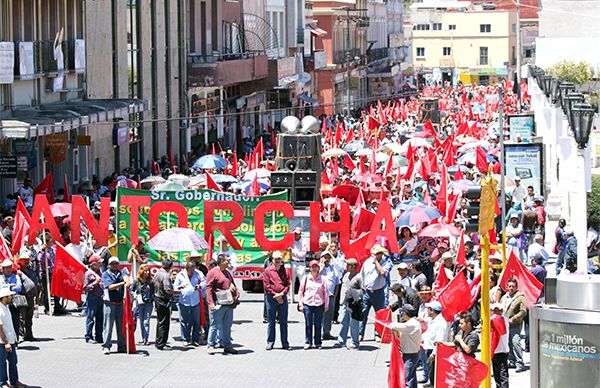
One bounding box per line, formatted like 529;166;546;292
0;81;596;388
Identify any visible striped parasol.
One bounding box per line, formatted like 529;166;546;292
147;228;209;252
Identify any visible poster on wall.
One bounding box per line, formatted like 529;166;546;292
18;42;35;80
0;42;15;84
538;320;600;387
44;134;68;164
508;114;535;142
504;143;543;195
74;39;85;74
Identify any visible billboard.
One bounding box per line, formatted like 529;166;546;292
504;143;543;195
508;114;535;142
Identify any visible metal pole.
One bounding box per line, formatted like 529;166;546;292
480;233;492;388
346;8;351;116
576;149;589;273
499;87;507;266
516;0;522;108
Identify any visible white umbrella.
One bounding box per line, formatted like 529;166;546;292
244;168;271;180
354;148;372;157
322;148;347;158
140;176;166;185
378;143;404;155
147;228;209;252
167;174;191;187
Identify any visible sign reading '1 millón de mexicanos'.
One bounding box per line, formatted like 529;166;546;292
539;320;600;387
115;188;289;277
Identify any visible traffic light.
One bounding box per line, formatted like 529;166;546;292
464;186;481;234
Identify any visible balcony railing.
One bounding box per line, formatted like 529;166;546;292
368;47;388;62
333;49;361;65
187;51;269;87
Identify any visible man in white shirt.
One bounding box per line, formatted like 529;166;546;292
0;288;25;387
18;179;34;208
390;304;422;388
422;301;448;386
491;303;510;388
527;234;549;266
290;228;308;302
397;262;413;289
359;244;393;340
511;177;527;205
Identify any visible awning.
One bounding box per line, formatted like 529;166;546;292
298;94;319;104
0;99;147;139
307;24;327;37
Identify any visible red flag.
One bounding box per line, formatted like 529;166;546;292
427;148;439;174
438;271;473;321
10;214;29;256
455;231;467;267
491;313;508;354
206;234;214;265
388;334;407;388
343;232;371;271
464;274;482;314
435;343;489;388
475;147;489;173
206;173;223;192
151;159;161;175
170;149;176;167
344;126;355;144
15;198;30;224
33;172;55;204
454;168;464;181
0;234;11;261
498;250;543;307
334;120;343;148
321;170;331;185
403;149;415;180
324;126;333;146
321;117;327;135
456;121;469;136
359;157;367;174
216;142;223;154
435;164;448;216
367;115;380;131
352;208;376;240
63;175;71;202
374;308;393;344
230;152;239;177
50;243;86;303
446;193;460;223
432;265;450;298
418;154;431;181
383;153;393;177
122;289;137;354
248;176;261;196
343;155;356;171
211;144;216;155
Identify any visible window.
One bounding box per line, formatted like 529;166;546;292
480;24;491;33
414;24;430;31
443;47;451;56
416;47;425;57
448;24;456;31
512;23;517;33
525;48;533;58
479;47;489;65
432;23;442;31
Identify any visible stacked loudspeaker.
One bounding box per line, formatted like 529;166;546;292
420;97;440;124
271;115;322;207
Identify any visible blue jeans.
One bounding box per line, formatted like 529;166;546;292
0;344;18;386
85;295;103;342
403;352;419;388
360;288;386;338
179;303;201;343
303;304;324;346
322;295;336;336
102;303;125;351
418;349;429;381
508;325;524;368
135;302;153;342
208;305;234;348
265;294;289;347
337;305;360;348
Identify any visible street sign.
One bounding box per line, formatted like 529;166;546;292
0;155;18;178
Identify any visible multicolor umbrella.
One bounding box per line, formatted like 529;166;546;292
419;223;462;238
147;228;209;252
240;179;270;194
457;151;495;165
192;154;227;170
243;168;271;180
396;206;442;227
353;173;384;185
396;200;426;212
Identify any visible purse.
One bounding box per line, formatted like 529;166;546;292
216;289;234;305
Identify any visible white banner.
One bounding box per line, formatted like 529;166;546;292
0;42;15;84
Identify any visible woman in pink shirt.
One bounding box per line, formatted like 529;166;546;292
298;260;329;350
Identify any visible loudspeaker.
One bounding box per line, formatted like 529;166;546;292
294;187;316;207
294;171;318;187
420;97;440;124
271;171;294;187
276;133;322;172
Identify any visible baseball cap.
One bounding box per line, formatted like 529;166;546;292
272;251;283;259
398;262;409;270
425;301;442;312
0;259;13;268
309;260;320;268
108;257;120;264
346;258;358;266
401;304;417;316
293;227;302;234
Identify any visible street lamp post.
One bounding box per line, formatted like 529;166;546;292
568;103;595;273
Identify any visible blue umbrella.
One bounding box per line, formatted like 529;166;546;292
395;206;442;227
192;155;227;170
413;181;428;190
212;174;238;184
240;179;270;194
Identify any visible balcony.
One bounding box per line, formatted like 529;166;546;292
368;47;388;62
333;49;361;65
187;52;269;87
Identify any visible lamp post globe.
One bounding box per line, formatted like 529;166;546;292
570;103;595;149
563;92;585;120
558;82;576;109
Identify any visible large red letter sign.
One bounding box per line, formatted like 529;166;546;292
309;201;350;252
254;201;294;251
28;195;63;245
148;201;189;239
71;196;110;247
204;201;243;250
365;201;400;253
120;195;151;244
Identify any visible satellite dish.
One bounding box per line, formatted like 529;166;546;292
300;115;319;134
281;116;300;134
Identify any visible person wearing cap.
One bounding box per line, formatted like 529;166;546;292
318;235;329;253
101;257;130;355
212;236;238;272
511;176;526;205
1;217;14;244
491;303;510;388
107;224;118;257
131;264;154;346
336;258;362;350
37;233;63;315
298;259;329;350
397;262;412;289
174;261;204;347
506;213;526;263
0;288;26;388
359;244;393;341
319;251;340;340
422;301;448;386
0;260;22;342
290;227;308;298
83;255;104;344
415;285;434;383
389;304;422;388
262;251;290;350
15;249;36;342
500;278;527;372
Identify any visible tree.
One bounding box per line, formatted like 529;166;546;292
588;175;600;230
546;60;592;85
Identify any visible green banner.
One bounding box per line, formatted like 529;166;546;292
115;188;289;267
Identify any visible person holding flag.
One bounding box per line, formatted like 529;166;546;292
0;288;27;388
389;304;423;388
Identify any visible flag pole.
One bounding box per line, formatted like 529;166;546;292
41;216;53;316
480;229;492;388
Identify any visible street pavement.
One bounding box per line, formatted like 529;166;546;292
18;284;531;388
